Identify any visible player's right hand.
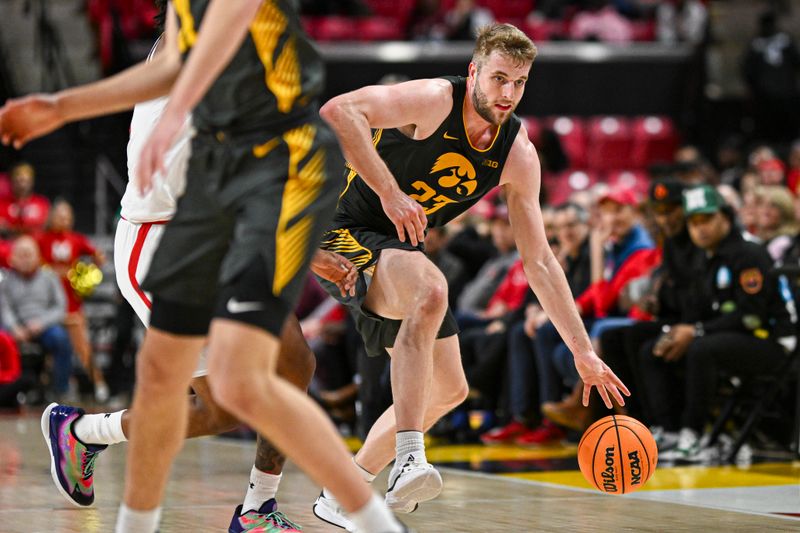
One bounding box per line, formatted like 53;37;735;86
0;94;64;149
380;189;427;247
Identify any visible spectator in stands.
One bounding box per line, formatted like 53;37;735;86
481;202;592;445
0;323;23;408
441;0;494;41
2;162;50;236
717;134;747;190
569;0;634;44
754;185;798;262
642;185;796;461
454;203;519;328
785;139;800;195
538;187;658;431
742;11;800;142
599;179;699;449
38;199;109;402
757;157;787;187
656;0;708;45
1;236;73;399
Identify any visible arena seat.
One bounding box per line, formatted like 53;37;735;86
478;0;535;19
586;116;634;171
364;0;417;26
605;169;650;197
631;115;680;168
358;17;406;41
545;116;588;169
522;17;568;42
543;169;599;205
314;16;359;41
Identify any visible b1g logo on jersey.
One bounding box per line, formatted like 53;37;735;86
409;153;477;215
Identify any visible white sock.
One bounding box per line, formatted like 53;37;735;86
73;410;127;445
115;504;161;533
349;493;403;533
353;457;376;483
396;430;425;463
242;467;281;513
322;457;375;501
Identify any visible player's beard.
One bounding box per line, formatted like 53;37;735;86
471;77;512;126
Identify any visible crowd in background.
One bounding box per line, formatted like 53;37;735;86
0;162;108;407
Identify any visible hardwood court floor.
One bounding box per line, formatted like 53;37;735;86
1;412;798;532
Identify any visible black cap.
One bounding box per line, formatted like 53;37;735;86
649;179;684;205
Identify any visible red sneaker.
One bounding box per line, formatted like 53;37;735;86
514;420;565;446
480;421;528;445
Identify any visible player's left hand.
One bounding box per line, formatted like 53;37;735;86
311;249;358;297
137;108;186;195
574;351;630;409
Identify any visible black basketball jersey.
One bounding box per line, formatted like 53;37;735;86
172;0;323;132
336;76;521;236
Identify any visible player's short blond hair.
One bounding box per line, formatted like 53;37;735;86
473;23;537;69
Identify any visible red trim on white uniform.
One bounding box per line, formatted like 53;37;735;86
128;223;153;309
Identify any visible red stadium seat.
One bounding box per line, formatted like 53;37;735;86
301;17;320;39
630;20;656;42
315;16;358;41
364;0;417;26
631;116;680;169
522;16;568;42
520;116;543;145
606;170;650;198
545;116;588;169
478;0;535;19
544;169;599;205
358;17;405;41
587;116;634;171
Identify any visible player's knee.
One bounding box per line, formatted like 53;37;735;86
416;277;448;317
207;371;252;415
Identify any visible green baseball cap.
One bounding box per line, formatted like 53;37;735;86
683;185;724;216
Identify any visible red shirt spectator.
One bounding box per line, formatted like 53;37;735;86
38;200;105;313
3;163;50;235
486;260;529;316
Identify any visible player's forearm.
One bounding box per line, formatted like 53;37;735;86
320;98;399;198
160;0;262;121
523;250;594;357
56;53;180;123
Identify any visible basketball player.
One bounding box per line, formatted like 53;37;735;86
0;6;357;533
1;2;405;533
310;23;630;528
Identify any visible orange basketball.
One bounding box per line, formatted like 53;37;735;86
577;415;658;494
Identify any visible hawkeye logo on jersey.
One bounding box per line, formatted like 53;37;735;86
409;152;478;215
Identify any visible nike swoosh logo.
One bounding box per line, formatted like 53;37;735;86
443;132;459;140
226;298;264;314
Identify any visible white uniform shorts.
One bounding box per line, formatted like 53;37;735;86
114;218;208;377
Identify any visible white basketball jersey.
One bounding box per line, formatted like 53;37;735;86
121;38;194;223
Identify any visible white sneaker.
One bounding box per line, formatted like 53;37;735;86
385;454;442;512
660;428;704;462
650;426;680;452
312;490;355;531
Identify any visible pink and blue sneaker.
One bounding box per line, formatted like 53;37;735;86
40;402;107;507
229;499;302;532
